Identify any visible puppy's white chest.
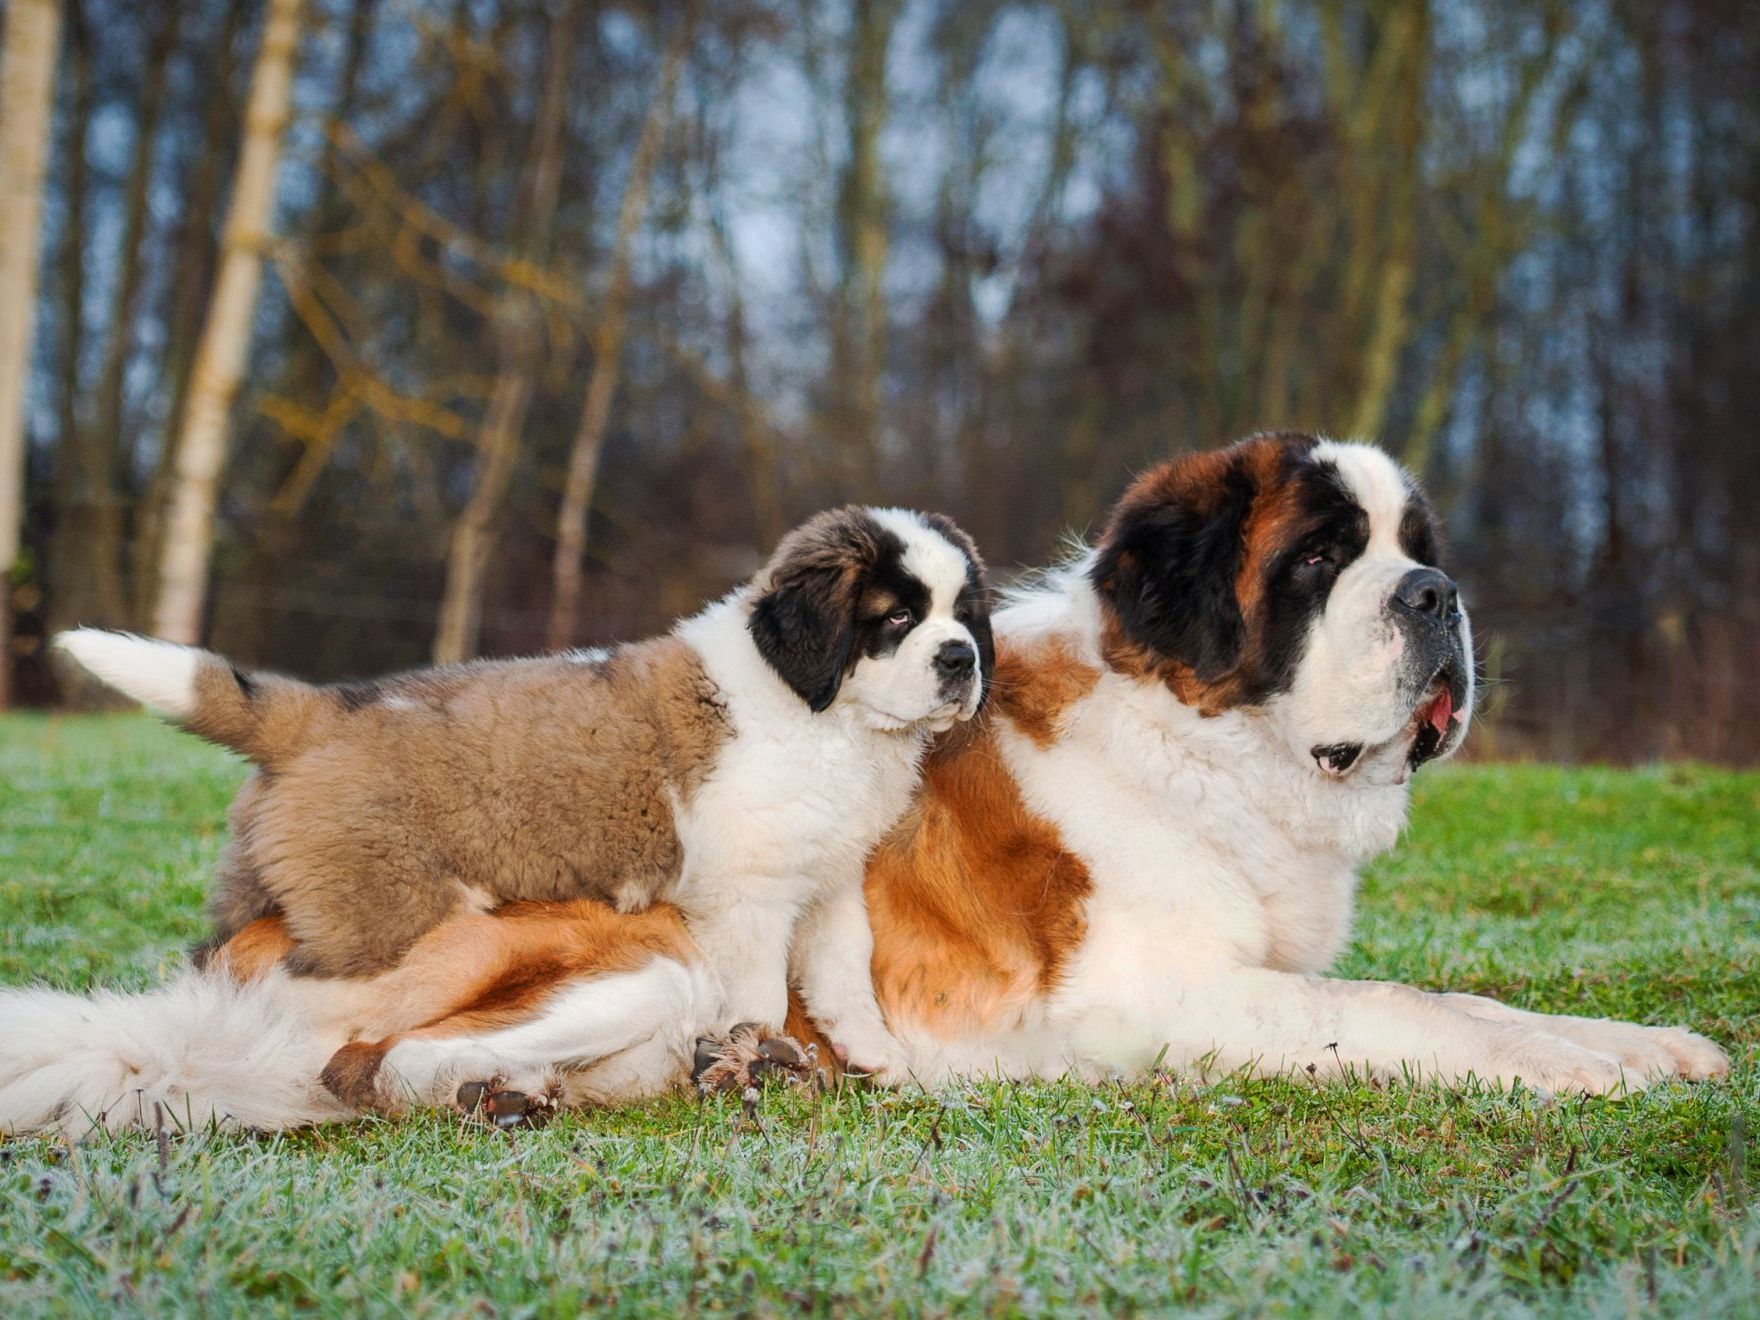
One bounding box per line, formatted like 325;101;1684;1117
680;724;916;889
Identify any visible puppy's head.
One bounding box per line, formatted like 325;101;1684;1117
749;507;992;731
1090;433;1472;784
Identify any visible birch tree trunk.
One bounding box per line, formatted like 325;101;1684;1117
133;0;247;626
151;0;303;645
431;5;574;665
0;0;63;708
544;30;686;653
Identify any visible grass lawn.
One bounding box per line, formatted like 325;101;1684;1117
1;714;1756;1316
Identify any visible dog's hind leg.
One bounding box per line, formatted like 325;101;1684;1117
325;953;716;1124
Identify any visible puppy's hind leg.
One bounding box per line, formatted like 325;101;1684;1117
258;796;462;979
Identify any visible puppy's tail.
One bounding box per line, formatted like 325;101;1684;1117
0;973;351;1138
54;629;329;769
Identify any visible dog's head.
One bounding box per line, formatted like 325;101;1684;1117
749;507;992;732
1090;433;1471;784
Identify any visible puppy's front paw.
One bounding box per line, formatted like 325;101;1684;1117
455;1079;556;1130
822;1025;913;1086
692;1022;814;1094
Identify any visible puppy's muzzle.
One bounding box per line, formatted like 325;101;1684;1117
934;639;978;700
934;639;977;679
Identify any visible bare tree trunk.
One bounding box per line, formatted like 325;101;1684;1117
0;0;63;707
432;5;575;665
237;0;378;668
151;0;304;645
50;0;92;619
75;5;182;627
1345;5;1428;443
544;29;686;653
830;0;898;486
711;206;782;550
133;0;247;626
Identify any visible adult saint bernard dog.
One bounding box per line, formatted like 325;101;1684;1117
0;507;991;1135
0;434;1728;1135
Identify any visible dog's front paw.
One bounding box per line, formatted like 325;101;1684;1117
1543;1017;1732;1084
1639;1025;1731;1081
1488;1028;1646;1097
692;1022;814;1094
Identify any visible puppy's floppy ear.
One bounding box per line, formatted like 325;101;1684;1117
1090;451;1254;682
919;511;996;709
748;568;856;712
748;510;875;712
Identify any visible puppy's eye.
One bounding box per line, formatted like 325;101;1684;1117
886;609;914;627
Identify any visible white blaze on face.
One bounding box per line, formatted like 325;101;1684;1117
844;508;984;731
1270;441;1472;775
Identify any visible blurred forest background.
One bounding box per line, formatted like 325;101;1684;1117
0;0;1754;762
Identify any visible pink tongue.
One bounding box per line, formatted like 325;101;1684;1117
1427;686;1454;734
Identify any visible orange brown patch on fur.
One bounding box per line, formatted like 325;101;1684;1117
344;899;696;1046
319;1040;390;1107
782;992;841;1076
208;916;297;983
1232;439;1308;619
312;899;699;1109
865;717;1091;1040
1097;613;1239;714
991;636;1099;747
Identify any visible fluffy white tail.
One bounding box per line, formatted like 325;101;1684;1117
0;973;353;1137
54;629;202;718
53;628;328;769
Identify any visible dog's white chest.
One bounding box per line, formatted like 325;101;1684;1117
1002;676;1373;979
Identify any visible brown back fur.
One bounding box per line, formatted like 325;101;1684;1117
216;636;732;977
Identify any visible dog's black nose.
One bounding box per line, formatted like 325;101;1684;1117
934;640;977;679
1391;567;1459;622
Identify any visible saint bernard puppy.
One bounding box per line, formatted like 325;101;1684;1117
1;506;991;1135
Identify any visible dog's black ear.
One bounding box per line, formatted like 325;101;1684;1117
748;568;857;712
748;510;875;712
1089;453;1254;683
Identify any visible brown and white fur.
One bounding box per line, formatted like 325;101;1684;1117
0;507;993;1135
1;437;1729;1136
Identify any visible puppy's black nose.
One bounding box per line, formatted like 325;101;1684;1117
934;640;977;680
1391;567;1459;622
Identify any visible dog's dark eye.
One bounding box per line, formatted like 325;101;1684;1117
1296;545;1338;578
886;609;914;628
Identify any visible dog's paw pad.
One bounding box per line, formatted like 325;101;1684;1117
456;1081;553;1129
692;1024;813;1094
